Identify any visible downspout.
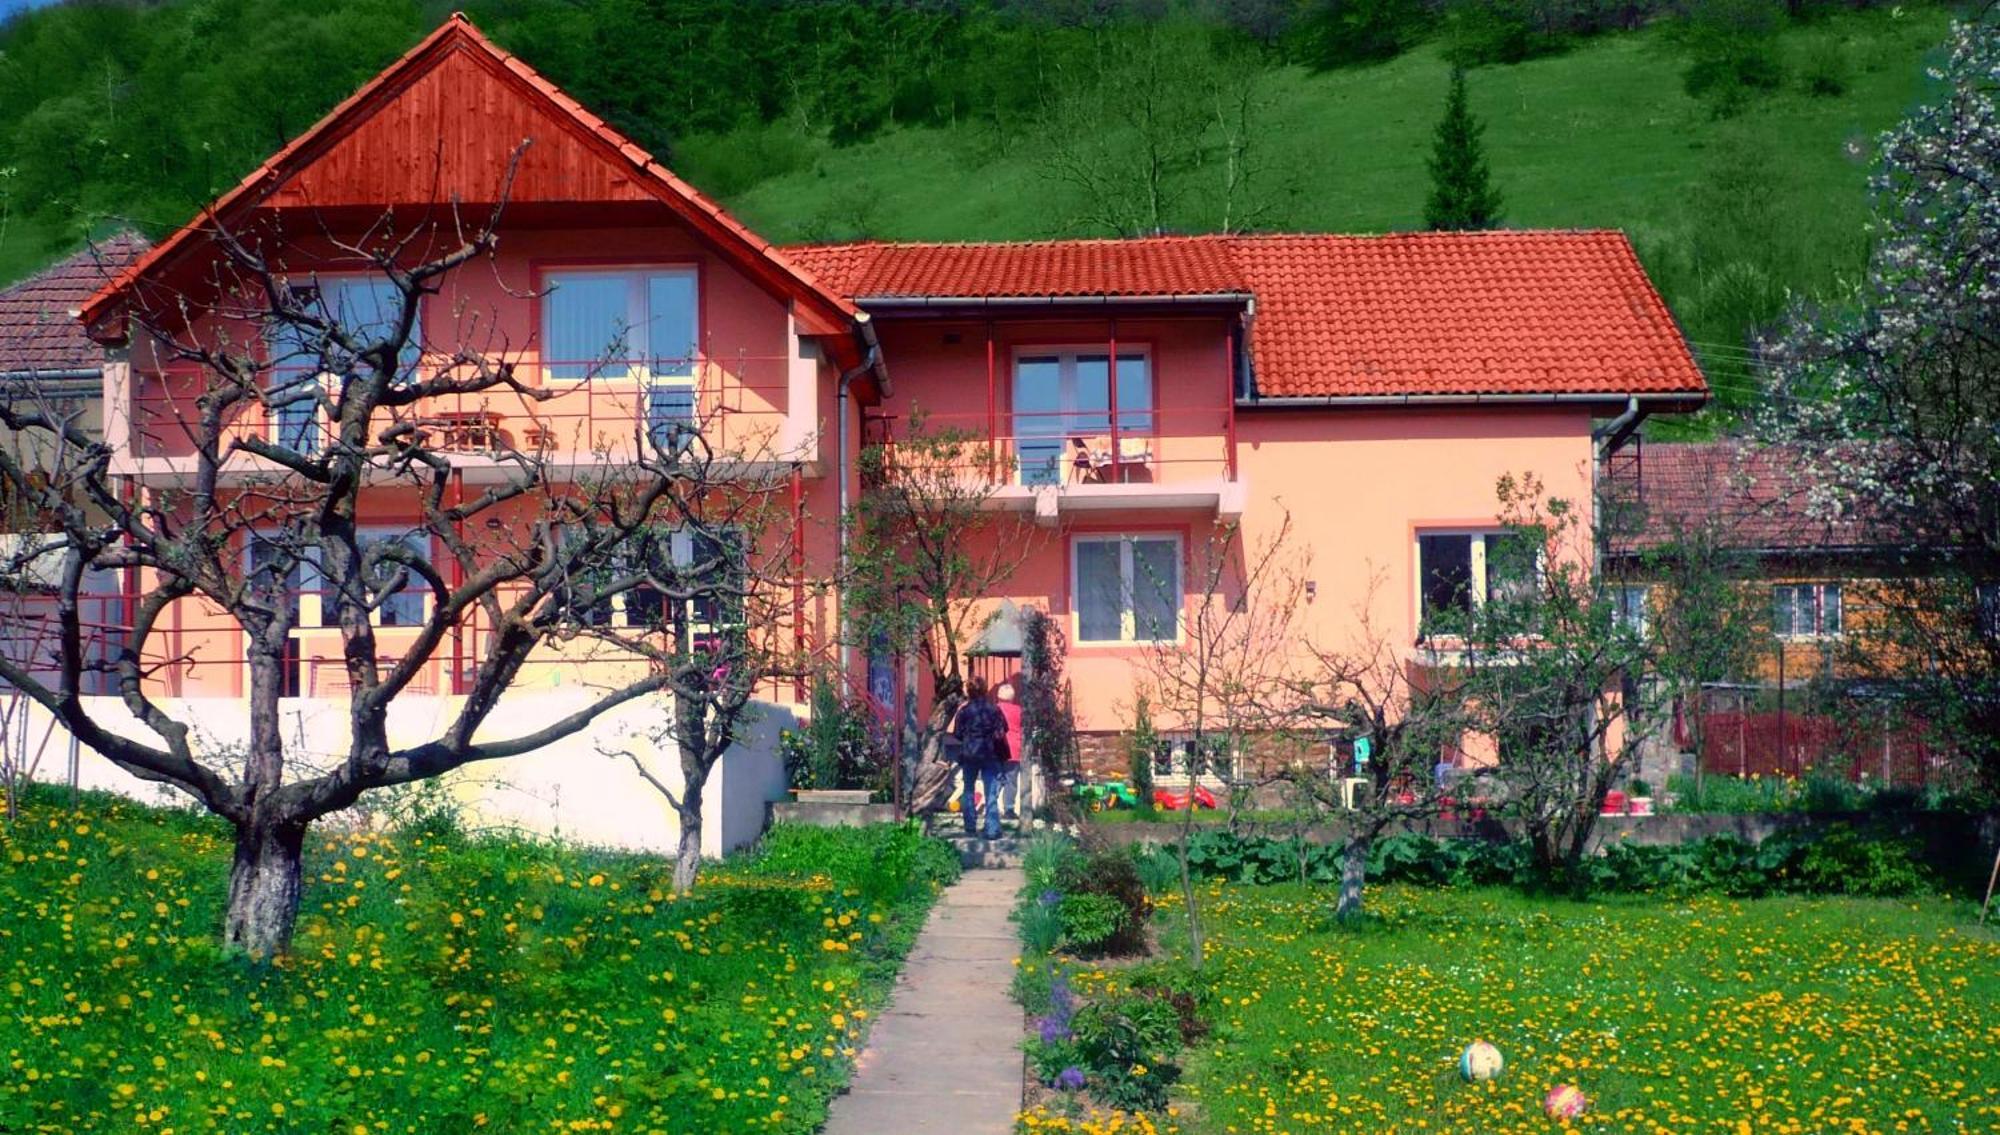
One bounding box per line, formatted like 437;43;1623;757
1590;395;1644;579
835;312;885;681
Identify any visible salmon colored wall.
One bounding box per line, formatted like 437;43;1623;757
1234;405;1597;661
127;219;800;464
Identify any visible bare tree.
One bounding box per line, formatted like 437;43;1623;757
1038;20;1288;236
0;166;819;954
846;416;1039;808
1453;475;1663;876
1292;577;1470;919
1131;514;1303;969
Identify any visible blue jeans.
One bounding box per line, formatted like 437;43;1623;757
961;761;1001;839
998;763;1020;816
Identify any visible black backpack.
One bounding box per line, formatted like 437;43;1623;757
956;701;1002;765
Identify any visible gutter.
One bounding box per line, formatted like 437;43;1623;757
833;313;885;679
1237;390;1704;409
1591;395;1646;457
856;292;1255;309
0;368;104;397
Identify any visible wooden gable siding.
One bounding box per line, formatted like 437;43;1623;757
268;44;651;209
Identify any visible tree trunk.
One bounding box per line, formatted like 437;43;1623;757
1336;831;1371;920
1177;827;1203;971
673;784;704;893
224;817;306;957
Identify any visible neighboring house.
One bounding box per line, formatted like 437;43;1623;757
0;232;150;521
17;15;1707;841
1604;441;1946;783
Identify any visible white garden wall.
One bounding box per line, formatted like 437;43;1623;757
9;691;796;857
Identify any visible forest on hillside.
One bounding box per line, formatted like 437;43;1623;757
0;0;1960;422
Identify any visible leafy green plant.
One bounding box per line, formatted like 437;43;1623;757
1018;891;1065;954
1070;994;1184;1111
1057;892;1129;952
1056;847;1153;954
1022;831;1083;893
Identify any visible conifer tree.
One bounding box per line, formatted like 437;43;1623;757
1424;66;1503;231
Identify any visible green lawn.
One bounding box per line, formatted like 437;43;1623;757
0;787;957;1134
1142;882;1999;1134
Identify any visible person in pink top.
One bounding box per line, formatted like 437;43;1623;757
995;680;1026;821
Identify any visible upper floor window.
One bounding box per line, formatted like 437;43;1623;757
543;268;698;382
265;276;421;454
1611;584;1650;637
1773;582;1841;639
1015;350;1152;486
1074;533;1179;644
1978;583;2000;638
1417;530;1535;632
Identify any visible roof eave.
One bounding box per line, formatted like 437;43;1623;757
1236;390;1710;410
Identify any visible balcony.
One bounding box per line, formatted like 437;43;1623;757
113;353;810;486
862;406;1246;522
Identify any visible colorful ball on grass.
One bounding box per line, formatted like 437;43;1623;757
1543;1084;1589;1119
1458;1041;1503;1082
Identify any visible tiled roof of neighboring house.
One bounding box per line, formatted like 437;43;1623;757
1624;442;1889;554
0;233;149;376
784;231;1707;401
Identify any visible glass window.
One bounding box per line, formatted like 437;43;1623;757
1419;534;1474;625
1613;585;1650;636
1013;350;1153;486
359;529;428;628
1073;534;1180;644
543;268;698;382
1773;583;1841;638
1418;530;1537;634
1979;583;2000;637
266;277;422;454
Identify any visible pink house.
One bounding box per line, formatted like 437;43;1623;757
26;16;1704;843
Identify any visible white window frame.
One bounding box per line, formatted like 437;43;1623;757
357;527;431;629
540;266;699;383
265;275;423;453
1773;582;1842;640
244;530;432;631
1071;532;1182;645
1612;584;1650;637
1415;529;1534;630
1011;346;1155;486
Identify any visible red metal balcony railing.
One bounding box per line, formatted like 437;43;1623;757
860;404;1238;490
125;354;800;466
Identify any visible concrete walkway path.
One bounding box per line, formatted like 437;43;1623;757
822;865;1024;1135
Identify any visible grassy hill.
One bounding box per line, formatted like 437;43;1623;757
0;2;1955;423
722;7;1950;421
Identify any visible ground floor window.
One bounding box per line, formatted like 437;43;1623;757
1073;533;1180;644
1417;529;1535;633
1773;582;1841;638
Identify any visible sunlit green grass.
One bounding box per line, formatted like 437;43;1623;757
0;786;954;1134
1152;880;2000;1133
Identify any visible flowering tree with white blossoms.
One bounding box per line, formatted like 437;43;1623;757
1762;17;2000;795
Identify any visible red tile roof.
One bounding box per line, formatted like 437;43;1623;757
1625;442;1888;553
0;233;149;376
81;15;859;344
786;231;1707;401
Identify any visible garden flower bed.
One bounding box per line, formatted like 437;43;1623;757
0;786;958;1133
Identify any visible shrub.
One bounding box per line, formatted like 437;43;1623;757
1785;825;1929;897
777;680;891;796
1133;846;1182;895
748;821;959;902
1069;994;1185;1110
1289;0;1430;69
1057;892;1129;952
1057;847;1153;953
